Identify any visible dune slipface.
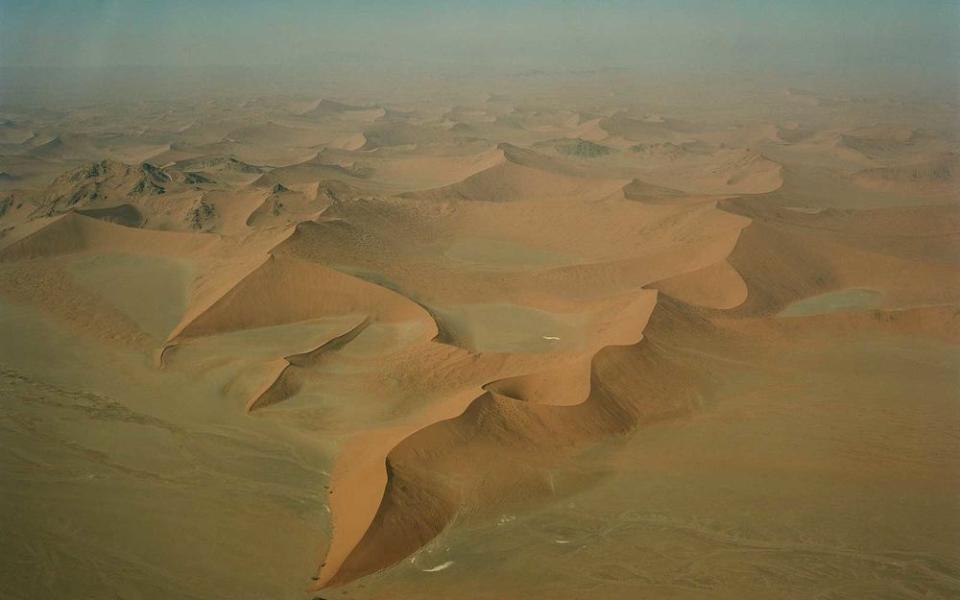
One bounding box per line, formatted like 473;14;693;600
1;58;959;600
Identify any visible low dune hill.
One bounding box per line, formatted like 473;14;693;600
403;161;621;203
298;99;386;122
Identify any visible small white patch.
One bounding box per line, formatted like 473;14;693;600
542;336;560;341
497;514;516;526
554;539;571;544
422;561;454;573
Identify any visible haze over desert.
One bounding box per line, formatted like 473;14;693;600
1;1;958;599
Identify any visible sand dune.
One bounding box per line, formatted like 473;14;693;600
404;145;627;202
0;212;212;261
620;178;688;201
1;76;958;600
28;134;101;161
299;99;384;122
323;293;697;586
176;255;436;341
651;260;747;309
244;184;329;228
246;316;372;411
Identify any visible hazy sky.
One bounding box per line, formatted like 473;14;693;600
1;0;958;84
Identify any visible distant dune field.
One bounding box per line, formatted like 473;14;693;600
1;70;958;600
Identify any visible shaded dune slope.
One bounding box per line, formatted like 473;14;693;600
173;254;437;341
0;212;213;262
313;196;960;590
310;225;742;588
403;144;626;203
323;295;707;587
719;200;960;315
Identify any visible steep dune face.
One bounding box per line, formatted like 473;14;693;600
707;149;783;192
0;213;97;259
651;260;747;309
74;203;145;227
721;200;960;315
325;295;703;586
621;178;686;201
175;254;436;340
0;212;213;262
244;184;332;228
484;359;593;406
0;258;156;349
0;215;213;348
